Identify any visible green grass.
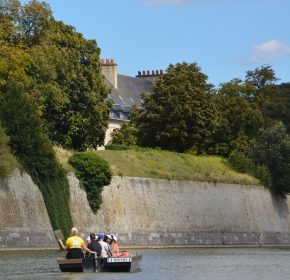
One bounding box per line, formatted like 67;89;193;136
53;146;74;172
55;146;260;185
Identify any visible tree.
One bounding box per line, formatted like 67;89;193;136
132;62;216;153
245;65;277;91
245;65;279;115
20;0;52;44
0;0;21;43
264;83;290;134
0;1;111;150
210;79;265;156
110;121;137;146
248;122;290;197
26;19;111;150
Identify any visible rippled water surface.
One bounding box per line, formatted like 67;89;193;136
0;248;290;280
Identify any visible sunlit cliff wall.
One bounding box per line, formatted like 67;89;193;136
70;174;290;246
0;170;55;248
1;171;290;248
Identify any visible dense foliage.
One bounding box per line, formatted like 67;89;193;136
132;62;216;153
210;78;265;156
0;82;72;236
228;122;290;197
0;0;111;150
112;63;290;196
110;122;137;146
1;1;290;203
248;122;290;197
68;152;112;213
0;123;18;177
0;0;112;234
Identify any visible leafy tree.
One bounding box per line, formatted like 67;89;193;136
211;79;265;156
245;65;279;116
25;19;111;150
0;0;111;150
0;0;21;43
132;62;216;153
110;121;137;146
248;122;290;197
20;0;52;44
263;83;290;134
245;65;277;91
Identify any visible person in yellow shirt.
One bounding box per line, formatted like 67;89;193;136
58;227;95;259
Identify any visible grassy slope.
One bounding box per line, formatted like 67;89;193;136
55;147;260;186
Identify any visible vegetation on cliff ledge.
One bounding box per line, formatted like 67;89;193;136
55;146;260;186
68;151;112;213
0;124;18;178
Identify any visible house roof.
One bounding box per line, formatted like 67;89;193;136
108;74;153;121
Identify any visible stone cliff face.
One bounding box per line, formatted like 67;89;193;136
1;170;290;248
0;170;54;248
69;174;290;246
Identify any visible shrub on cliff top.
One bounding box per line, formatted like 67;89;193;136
68;151;112;213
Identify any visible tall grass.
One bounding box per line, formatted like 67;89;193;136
96;149;260;185
56;146;260;185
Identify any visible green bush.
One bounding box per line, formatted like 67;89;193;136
0;124;18;177
68;151;112;213
254;165;271;187
110;122;137;146
227;150;255;173
227;150;271;188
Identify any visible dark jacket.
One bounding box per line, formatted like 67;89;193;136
88;240;102;257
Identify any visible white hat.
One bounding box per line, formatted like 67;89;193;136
110;234;117;241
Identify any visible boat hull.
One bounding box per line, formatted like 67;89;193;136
57;254;142;273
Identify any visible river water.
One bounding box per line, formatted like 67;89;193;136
0;247;290;280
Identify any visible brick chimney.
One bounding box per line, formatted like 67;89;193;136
101;58;118;89
136;69;164;83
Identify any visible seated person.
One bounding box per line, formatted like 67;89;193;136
110;234;120;257
58;227;95;259
87;233;102;257
97;233;112;258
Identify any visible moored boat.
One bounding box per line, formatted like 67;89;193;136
57;253;142;273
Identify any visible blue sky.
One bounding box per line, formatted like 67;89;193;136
22;0;290;87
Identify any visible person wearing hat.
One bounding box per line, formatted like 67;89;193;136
97;233;112;258
104;234;113;245
110;234;119;257
58;227;96;259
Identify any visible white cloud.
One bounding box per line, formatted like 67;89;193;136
245;40;290;65
145;0;214;6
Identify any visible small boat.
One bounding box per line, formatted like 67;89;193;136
57;253;142;273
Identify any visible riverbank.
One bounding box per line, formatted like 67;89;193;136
1;244;290;252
